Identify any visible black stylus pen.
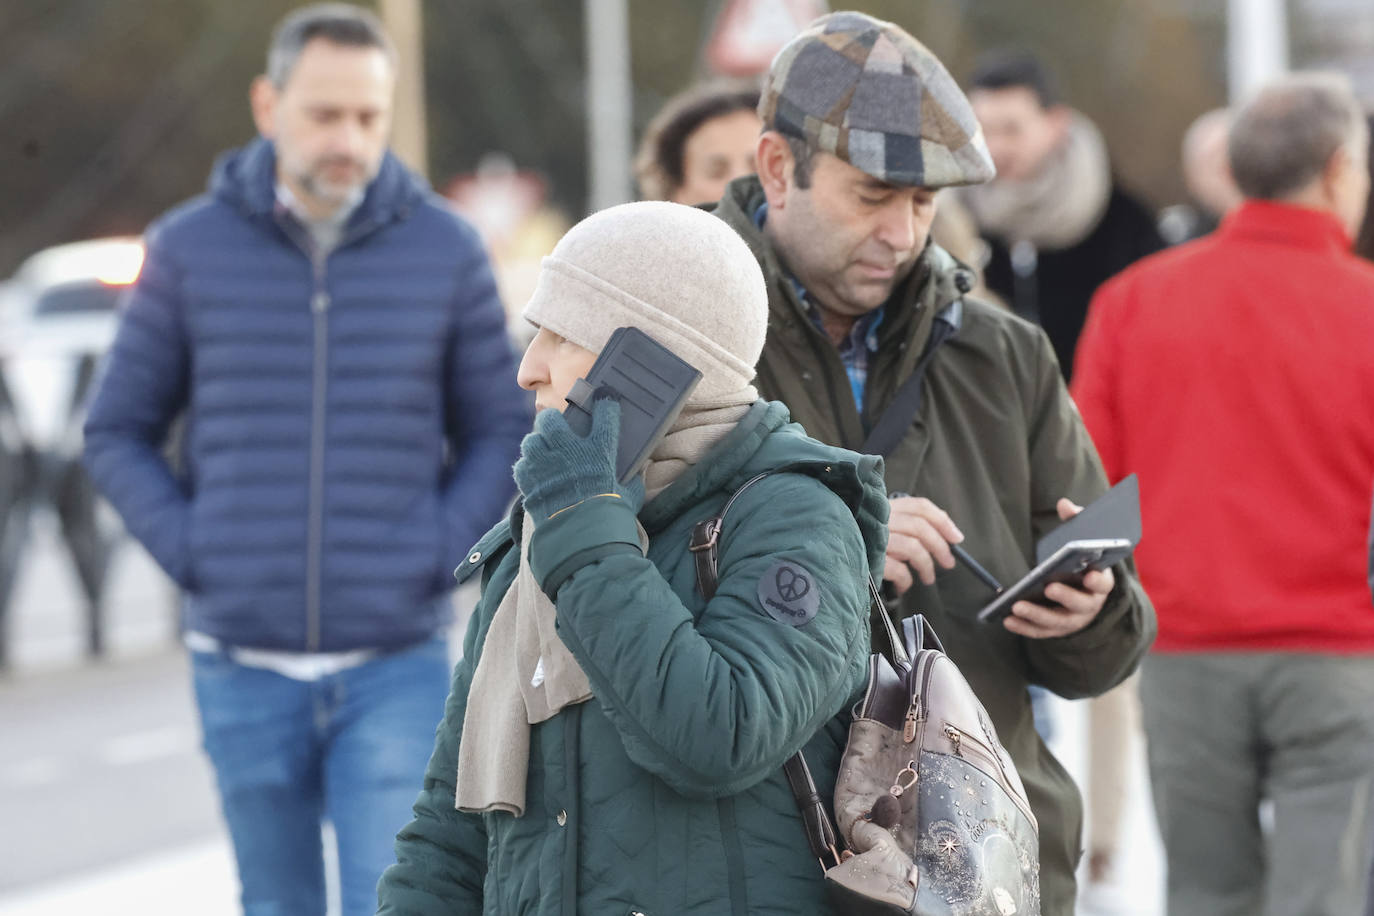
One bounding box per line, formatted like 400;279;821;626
889;491;1004;594
950;543;1004;595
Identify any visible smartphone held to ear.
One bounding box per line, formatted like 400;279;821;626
563;327;702;484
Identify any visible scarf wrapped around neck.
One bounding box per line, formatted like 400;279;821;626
961;110;1112;251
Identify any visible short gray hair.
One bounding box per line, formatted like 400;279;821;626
266;3;396;89
1229;72;1368;200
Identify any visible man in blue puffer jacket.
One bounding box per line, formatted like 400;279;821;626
82;6;530;914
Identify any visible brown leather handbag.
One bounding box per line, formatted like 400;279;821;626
692;474;1040;915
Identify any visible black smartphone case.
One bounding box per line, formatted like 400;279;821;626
1035;474;1142;563
975;538;1135;623
563;327;702;484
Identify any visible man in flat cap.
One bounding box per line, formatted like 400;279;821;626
711;12;1155;910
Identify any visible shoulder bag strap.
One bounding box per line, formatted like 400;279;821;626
861;296;964;458
691;473;905;869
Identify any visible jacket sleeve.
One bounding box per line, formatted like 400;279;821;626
1021;326;1156;699
437;232;531;570
378;605;489;914
82;228;194;588
545;475;871;800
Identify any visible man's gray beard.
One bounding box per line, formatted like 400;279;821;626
299;173;364;208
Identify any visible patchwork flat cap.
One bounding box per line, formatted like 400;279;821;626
760;11;996;188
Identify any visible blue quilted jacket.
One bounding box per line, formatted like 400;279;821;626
83;139;531;652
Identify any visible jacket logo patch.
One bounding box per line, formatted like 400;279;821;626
758;561;820;626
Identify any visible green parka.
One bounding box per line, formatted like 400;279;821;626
378;401;889;915
714;177;1157;914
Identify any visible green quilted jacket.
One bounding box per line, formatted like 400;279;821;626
377;400;888;915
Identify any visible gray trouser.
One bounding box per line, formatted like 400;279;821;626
1141;652;1374;916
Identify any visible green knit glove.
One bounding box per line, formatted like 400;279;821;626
514;399;646;595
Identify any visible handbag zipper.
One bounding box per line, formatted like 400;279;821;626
903;651;939;744
942;722;1038;831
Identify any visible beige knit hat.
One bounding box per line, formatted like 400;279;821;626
522;201;768;406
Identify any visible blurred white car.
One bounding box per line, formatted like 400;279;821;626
0;237;143;453
0;237;145;658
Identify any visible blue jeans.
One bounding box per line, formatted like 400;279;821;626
191;636;451;916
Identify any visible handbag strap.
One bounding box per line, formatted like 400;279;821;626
690;472;906;869
861;296;963;458
783;751;842;868
903;614;944;657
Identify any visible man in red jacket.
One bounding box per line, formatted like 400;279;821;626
1072;73;1374;916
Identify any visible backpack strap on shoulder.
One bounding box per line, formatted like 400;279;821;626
861;295;964;458
689;472;772;600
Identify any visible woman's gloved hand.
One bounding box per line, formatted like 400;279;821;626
515;398;645;526
514;398;646;597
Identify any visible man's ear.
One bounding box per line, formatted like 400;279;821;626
1319;144;1341;196
1322;143;1366;214
756;131;794;208
249;76;278;139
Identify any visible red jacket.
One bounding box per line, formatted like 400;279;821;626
1072;200;1374;652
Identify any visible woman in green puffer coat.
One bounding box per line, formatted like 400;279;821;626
377;201;888;916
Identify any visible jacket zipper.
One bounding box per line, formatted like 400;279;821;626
306;248;329;651
274;209;378;652
942;722;1037;830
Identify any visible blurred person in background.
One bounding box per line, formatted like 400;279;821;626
710;14;1155;912
1084;103;1243;898
1356;112;1374;262
961;49;1163;382
1159;107;1244;245
81;5;529;914
634;80;760;205
1073;73;1374;916
1353;109;1374;916
377;201;885;915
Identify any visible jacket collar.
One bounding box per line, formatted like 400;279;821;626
209;137;424;239
1220;199;1352;255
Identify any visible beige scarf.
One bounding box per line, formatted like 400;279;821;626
961;111;1112;251
456;395;754;816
